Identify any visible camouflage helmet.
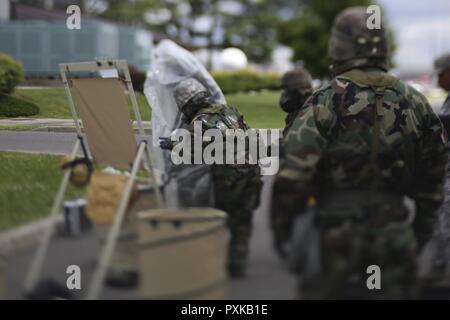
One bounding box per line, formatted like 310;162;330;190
173;78;208;110
328;6;389;75
281;68;313;94
434;52;450;75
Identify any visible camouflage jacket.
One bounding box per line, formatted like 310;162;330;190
284;112;299;133
273;69;448;245
189;103;250;131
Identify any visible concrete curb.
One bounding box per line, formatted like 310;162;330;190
0;216;64;256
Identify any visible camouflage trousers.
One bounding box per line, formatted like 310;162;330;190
213;165;262;274
301;195;419;299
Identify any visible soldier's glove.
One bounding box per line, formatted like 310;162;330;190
159;137;174;150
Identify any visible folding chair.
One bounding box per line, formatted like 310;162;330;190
23;59;164;300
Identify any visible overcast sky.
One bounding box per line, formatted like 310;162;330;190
378;0;450;73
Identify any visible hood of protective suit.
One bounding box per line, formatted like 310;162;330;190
144;40;226;149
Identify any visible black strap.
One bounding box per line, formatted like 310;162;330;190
355;87;386;190
62;135;93;173
369;88;385;191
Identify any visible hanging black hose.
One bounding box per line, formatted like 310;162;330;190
60;135;94;187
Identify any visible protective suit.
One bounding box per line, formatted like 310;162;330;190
144;40;226;207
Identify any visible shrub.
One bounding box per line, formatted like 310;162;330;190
0;96;40;117
0;53;25;97
212;69;280;94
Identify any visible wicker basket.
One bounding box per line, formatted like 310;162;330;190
137;208;228;299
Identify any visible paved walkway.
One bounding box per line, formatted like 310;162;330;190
3;176;297;300
0;130;296;299
0;118;151;132
0;131;79;154
0;131;153;155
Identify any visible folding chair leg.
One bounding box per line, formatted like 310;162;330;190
85;142;146;300
144;144;164;208
23;140;80;294
125;75;164;209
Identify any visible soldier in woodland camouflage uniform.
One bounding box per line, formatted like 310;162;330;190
272;68;314;260
279;68;314;132
272;7;448;299
163;78;262;277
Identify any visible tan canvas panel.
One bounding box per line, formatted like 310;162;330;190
71;78;137;168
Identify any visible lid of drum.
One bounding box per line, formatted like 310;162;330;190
137;207;227;222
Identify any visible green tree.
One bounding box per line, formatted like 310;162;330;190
220;1;280;63
100;0;282;63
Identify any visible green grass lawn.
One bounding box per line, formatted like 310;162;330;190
0;152;84;231
226;90;284;128
10;88;284;128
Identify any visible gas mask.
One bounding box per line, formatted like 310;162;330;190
279;90;311;114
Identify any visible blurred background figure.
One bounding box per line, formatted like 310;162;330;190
435;53;450;114
279;67;313;132
424;52;450;288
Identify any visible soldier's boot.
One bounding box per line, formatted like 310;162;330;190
227;233;250;278
104;240;139;289
105;267;139;289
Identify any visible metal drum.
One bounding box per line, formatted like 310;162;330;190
137;208;228;299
